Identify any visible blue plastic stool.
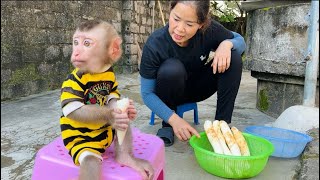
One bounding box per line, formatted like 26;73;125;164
150;102;199;125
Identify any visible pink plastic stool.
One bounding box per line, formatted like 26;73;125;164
32;128;165;180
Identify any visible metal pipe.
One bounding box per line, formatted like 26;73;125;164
303;1;319;107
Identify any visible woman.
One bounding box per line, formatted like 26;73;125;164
140;0;246;146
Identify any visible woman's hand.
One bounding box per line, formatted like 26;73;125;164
168;113;200;141
211;40;233;74
127;99;137;120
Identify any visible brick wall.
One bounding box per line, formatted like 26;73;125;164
1;1;170;100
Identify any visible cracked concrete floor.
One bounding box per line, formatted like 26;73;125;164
1;71;302;180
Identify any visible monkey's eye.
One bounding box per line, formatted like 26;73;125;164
73;40;79;45
84;40;91;47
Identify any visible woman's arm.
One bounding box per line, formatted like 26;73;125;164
141;76;200;140
208;21;246;54
140;76;174;122
227;31;246;54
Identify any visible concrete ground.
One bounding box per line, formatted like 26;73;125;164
1;71;319;180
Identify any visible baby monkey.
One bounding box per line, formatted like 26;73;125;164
59;20;154;180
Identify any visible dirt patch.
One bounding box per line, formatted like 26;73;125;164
1;155;15;168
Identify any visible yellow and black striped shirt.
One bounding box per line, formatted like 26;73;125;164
60;67;120;164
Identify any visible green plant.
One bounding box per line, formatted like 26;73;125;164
258;89;269;111
210;1;247;34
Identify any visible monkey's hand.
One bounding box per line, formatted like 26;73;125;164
110;108;130;131
127;99;137;120
116;154;154;180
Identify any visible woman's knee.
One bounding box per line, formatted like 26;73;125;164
231;50;243;69
157;58;187;82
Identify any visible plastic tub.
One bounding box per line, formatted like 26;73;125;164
244;126;312;158
189;132;274;179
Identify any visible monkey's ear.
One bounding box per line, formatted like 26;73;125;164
110;37;123;61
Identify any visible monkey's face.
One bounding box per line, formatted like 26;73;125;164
71;27;109;73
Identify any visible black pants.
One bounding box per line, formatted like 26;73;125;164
156;51;242;126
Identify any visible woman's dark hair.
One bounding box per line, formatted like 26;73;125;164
170;0;211;31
